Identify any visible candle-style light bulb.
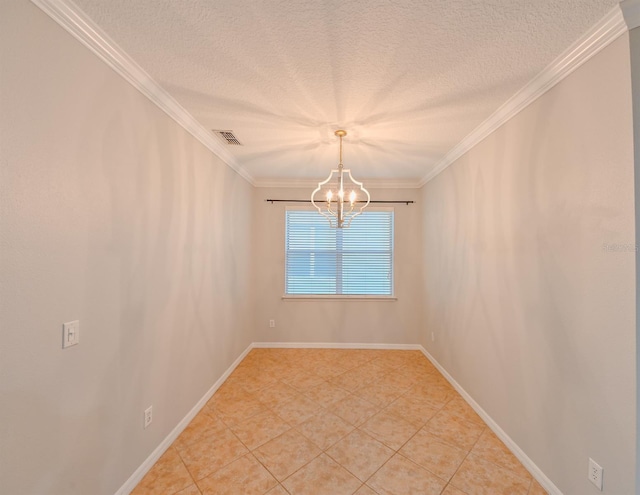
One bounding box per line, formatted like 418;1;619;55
326;190;333;202
349;190;356;204
338;189;344;199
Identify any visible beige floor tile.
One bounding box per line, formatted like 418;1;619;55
294;349;323;374
425;410;485;451
212;395;268;428
296;411;354;450
385;395;439;427
330;394;380;426
378;369;419;390
265;363;298;381
367;454;447;495
528;479;548;495
418;371;454;388
369;361;397;373
331;349;375;368
253;381;299;409
354;485;379;495
207;386;253;411
360;409;420;450
196;453;277;495
330;368;373;392
399;428;467;481
406;382;453;409
403;350;426;361
226;371;276;394
355;382;403;407
282;453;363;495
271;393;322;426
228;365;260;380
173;411;228;451
253;429;321;481
371;352;409;370
441;485;468;495
355;361;389;379
442;397;484;426
219;376;260;394
132;447;194;495
176;428;248;481
307;348;336;360
229;409;291;451
310;360;350;378
175;484;202;495
304;381;350;406
401;361;436;377
471;429;531;481
450;454;531;495
283;371;326;392
265;485;290;494
326;429;394;482
285;360;314;375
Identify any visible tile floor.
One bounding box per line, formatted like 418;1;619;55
132;348;548;495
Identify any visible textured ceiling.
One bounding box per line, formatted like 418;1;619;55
73;0;618;184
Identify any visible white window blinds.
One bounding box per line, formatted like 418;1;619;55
285;210;394;295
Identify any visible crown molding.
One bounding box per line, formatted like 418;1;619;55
30;0;255;186
253;177;422;189
418;4;629;187
252;178;325;189
621;0;640;30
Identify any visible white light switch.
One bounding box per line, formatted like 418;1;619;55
62;320;79;348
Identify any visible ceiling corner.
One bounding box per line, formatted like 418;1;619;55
621;0;640;30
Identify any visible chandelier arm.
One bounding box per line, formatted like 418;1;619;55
311;169;340;226
345;169;371;211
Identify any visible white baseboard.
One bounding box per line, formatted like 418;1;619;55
252;341;423;350
419;346;562;495
114;343;254;495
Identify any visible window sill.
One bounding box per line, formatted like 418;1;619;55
282;295;397;301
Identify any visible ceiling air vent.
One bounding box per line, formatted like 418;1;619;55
214;130;242;146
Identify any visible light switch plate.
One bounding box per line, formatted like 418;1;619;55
62;320;79;348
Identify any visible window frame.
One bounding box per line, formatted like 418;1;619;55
282;206;396;301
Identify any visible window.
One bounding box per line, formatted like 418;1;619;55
285;209;394;296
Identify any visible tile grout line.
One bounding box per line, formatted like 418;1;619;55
444;422;493;495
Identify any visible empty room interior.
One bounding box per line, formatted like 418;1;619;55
2;0;640;494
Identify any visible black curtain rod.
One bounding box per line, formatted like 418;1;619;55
265;199;414;205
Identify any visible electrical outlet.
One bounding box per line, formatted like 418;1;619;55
144;406;153;429
269;319;275;328
588;458;603;490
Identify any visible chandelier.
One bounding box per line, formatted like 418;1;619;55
311;130;370;228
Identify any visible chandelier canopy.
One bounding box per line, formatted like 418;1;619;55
311;130;370;228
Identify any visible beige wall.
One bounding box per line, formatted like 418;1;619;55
421;35;636;494
251;187;425;345
0;2;254;494
631;26;640;493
